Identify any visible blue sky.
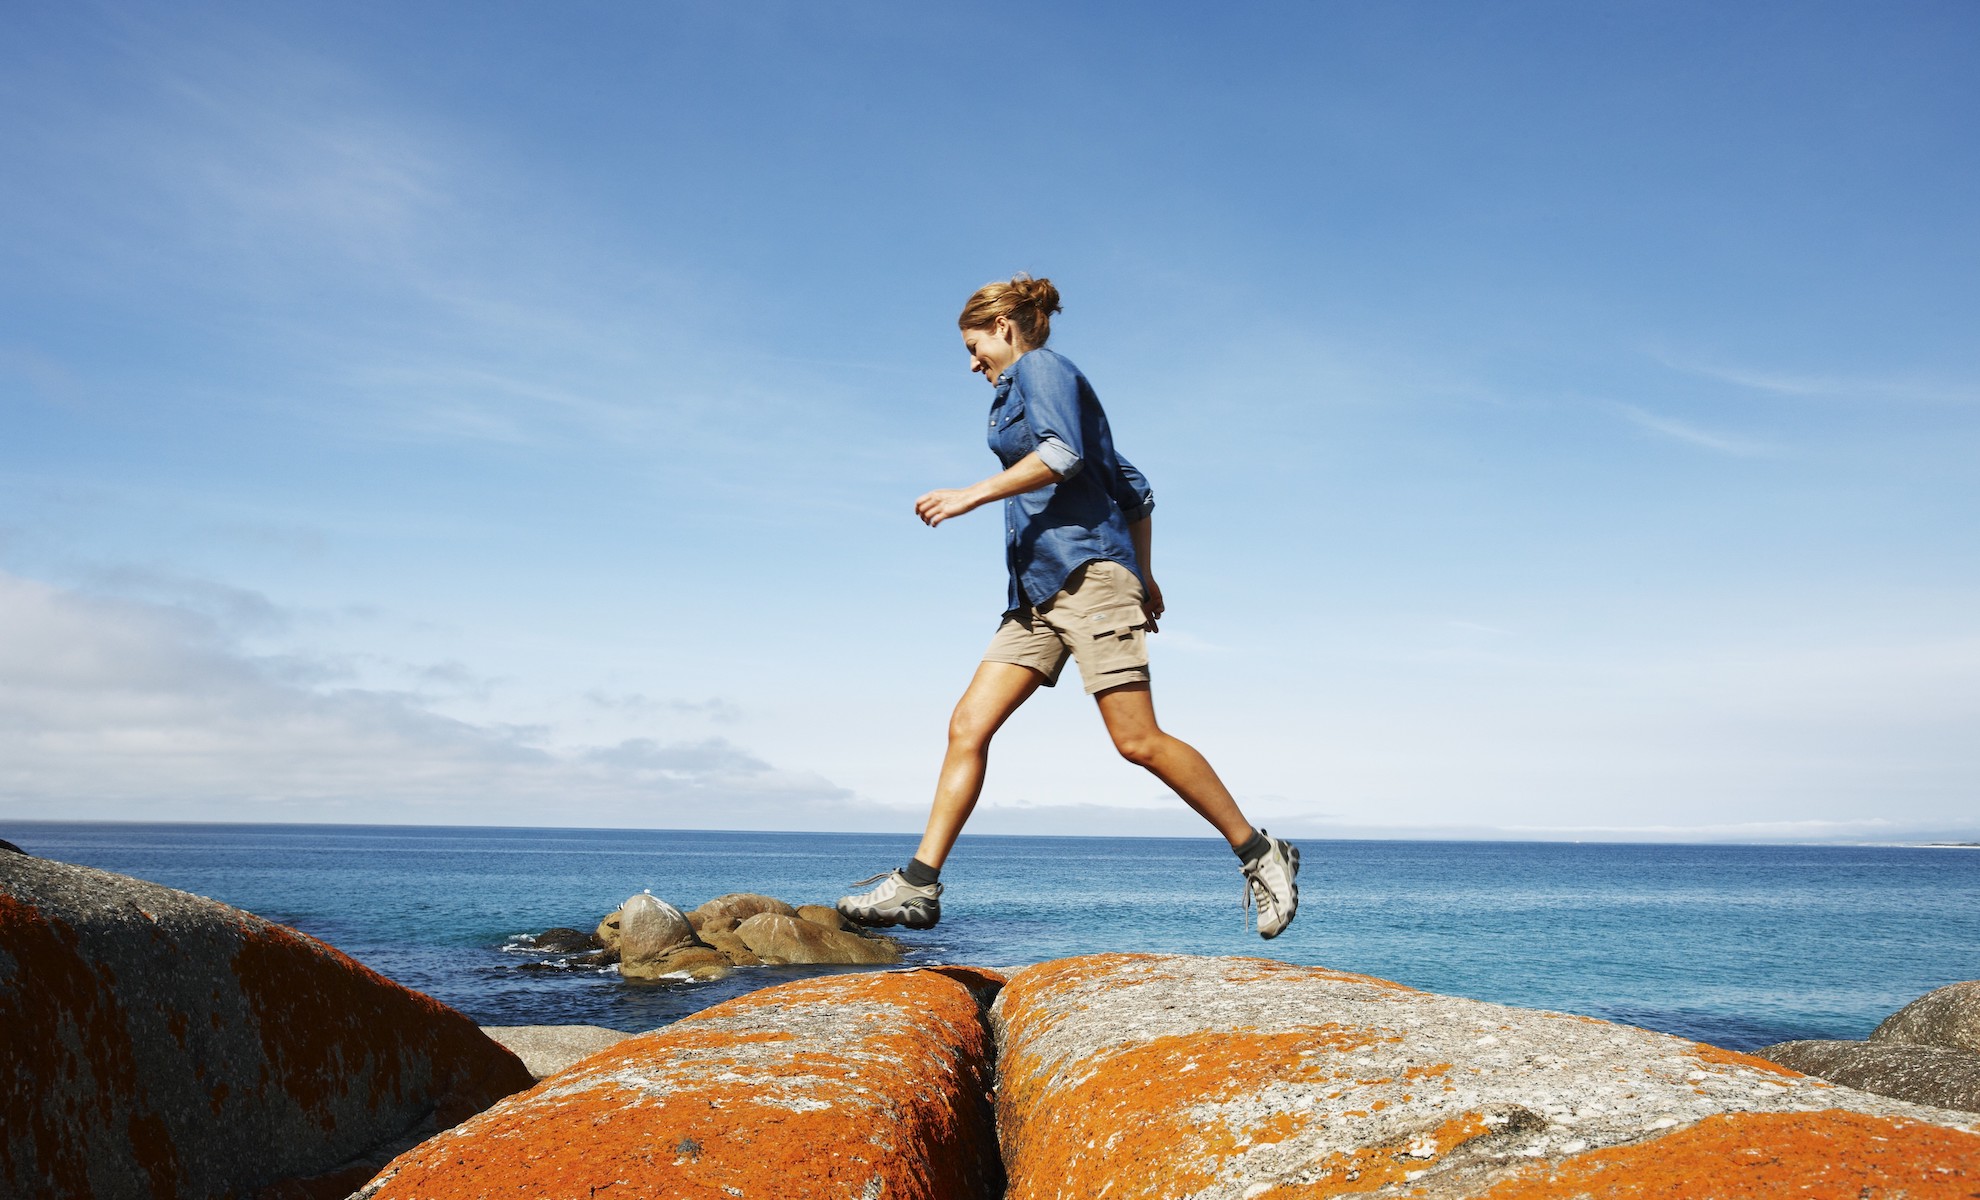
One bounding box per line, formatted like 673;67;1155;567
3;2;1975;840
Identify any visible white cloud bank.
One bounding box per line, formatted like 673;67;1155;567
0;570;897;830
4;563;1976;842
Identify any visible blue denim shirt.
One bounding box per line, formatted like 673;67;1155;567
987;348;1156;612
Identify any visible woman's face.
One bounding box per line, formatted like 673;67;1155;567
962;317;1023;384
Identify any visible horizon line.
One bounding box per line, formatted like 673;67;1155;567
5;816;1975;849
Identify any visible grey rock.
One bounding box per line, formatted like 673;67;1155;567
1872;980;1980;1055
0;854;533;1200
480;1024;633;1080
1758;1038;1980;1114
596;908;623;950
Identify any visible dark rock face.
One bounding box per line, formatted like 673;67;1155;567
1759;1039;1980;1114
0;855;535;1200
0;838;24;856
529;927;599;954
1872;980;1980;1055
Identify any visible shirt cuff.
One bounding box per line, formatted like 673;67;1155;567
1122;492;1155;523
1036;436;1083;480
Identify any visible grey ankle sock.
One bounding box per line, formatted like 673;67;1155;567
1234;830;1270;864
903;857;941;887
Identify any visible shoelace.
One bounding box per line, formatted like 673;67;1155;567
1240;868;1262;935
846;870;895;891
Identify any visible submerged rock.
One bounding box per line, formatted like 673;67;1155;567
1759;1039;1980;1114
0;854;534;1200
734;911;902;965
1873;980;1980;1055
358;967;1008;1200
990;953;1980;1200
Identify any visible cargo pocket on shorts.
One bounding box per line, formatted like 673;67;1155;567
1077;602;1149;675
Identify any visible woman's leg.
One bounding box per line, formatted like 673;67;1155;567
1093;681;1254;847
912;660;1045;868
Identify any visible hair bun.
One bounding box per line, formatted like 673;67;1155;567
1010;273;1063;317
957;273;1065;346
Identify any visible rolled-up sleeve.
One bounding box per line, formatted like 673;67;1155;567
1113;452;1156;522
1035;435;1082;479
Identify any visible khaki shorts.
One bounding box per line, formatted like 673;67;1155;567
983;559;1151;694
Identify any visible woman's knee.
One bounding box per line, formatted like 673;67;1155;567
1112;730;1165;768
948;709;997;752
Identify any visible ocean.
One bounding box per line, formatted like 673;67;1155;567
9;822;1977;1052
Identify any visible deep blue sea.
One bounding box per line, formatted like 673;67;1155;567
9;822;1977;1052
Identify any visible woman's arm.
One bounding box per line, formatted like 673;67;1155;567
914;451;1060;527
1129;515;1164;631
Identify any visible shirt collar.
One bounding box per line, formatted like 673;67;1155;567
993;349;1036;395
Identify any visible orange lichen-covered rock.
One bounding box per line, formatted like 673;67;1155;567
991;953;1980;1200
357;965;1008;1200
0;855;533;1200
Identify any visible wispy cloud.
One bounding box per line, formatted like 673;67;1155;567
586;693;744;724
1611;401;1776;457
1654;354;1978;406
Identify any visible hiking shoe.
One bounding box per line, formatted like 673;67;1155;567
837;868;942;930
1240;831;1300;939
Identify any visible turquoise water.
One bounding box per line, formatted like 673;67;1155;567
9;822;1977;1051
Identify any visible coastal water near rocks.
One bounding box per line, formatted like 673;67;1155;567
8;852;1980;1198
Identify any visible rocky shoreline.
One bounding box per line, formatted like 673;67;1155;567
6;848;1979;1198
509;889;905;981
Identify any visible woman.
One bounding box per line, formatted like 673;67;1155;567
836;275;1301;939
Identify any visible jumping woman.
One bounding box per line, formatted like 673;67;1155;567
836;275;1301;939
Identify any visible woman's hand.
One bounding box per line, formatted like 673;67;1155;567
1142;576;1165;634
916;454;1061;528
915;488;982;527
